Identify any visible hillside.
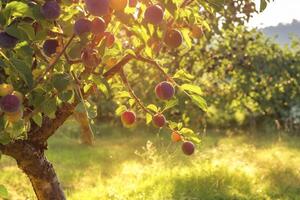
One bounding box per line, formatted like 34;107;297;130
261;20;300;45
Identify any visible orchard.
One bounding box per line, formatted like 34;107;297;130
0;0;271;199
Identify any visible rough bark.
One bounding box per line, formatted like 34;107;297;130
1;141;66;200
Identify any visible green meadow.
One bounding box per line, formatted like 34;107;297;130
1;120;299;200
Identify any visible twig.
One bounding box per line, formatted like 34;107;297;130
64;52;82;65
135;54;175;84
119;69;154;116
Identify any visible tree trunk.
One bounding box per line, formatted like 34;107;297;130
1;141;66;200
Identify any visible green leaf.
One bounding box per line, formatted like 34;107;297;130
190;94;207;111
32;113;43;127
180;128;201;144
91;75;111;99
17;23;35;40
86;101;98;119
10;58;33;88
115;105;127;116
41;98;57;118
0;185;8;199
147;104;158;113
0;131;11;145
58;90;74;102
75;101;97;119
129;99;135;107
145;113;152;124
98;38;107;57
6;120;26;139
181;28;192;49
180;84;203;95
164;99;178;111
3;1;34;23
30;88;47;108
260;0;267;12
173;69;195;82
116;91;131;98
168;121;178;130
5;23;33;41
51;73;71;92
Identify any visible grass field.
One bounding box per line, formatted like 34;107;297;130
1;120;300;200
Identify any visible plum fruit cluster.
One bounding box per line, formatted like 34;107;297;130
120;80;195;155
143;4;184;49
0;84;24;123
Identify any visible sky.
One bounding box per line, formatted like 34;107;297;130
248;0;300;28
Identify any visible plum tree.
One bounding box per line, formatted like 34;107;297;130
171;131;182;142
0;0;264;199
41;1;61;20
144;5;164;25
121;110;136;127
91;17;106;34
0;84;13;96
43;39;59;57
84;0;110;16
74;18;92;35
164;29;183;48
155;81;175;100
0;32;18;49
0;94;20;113
110;0;128;11
153;114;166;128
182;141;195;155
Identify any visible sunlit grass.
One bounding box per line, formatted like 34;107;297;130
0;121;300;200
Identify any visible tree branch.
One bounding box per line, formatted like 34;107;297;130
119;69;154;116
103;54;134;79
